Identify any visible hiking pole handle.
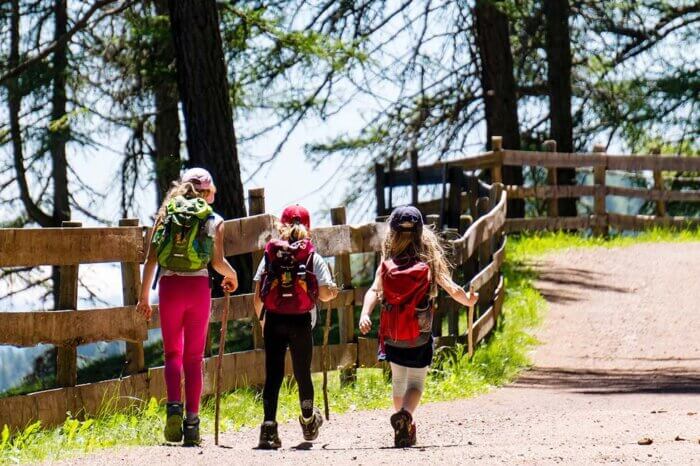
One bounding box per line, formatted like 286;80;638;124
215;290;230;446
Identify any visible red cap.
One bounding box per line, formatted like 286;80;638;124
281;205;311;229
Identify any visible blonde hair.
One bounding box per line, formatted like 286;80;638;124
155;181;212;224
382;224;452;296
278;222;310;242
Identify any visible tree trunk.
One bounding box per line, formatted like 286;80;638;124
8;0;53;227
152;0;181;204
167;0;251;290
50;0;71;226
544;0;576;217
50;0;71;308
474;0;524;218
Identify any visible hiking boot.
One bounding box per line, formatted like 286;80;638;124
390;409;413;448
183;416;201;446
258;421;282;449
409;422;417;446
299;407;323;441
163;402;183;443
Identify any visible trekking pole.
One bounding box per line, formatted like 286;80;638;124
214;290;231;446
467;284;475;359
322;299;332;420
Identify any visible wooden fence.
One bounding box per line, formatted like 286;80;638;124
376;136;700;234
0;184;507;431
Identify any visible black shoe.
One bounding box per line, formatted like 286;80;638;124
299;407;323;441
390;409;413;448
164;402;183;443
183;416;201;446
258;421;282;449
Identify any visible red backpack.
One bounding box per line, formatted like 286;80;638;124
260;238;319;314
379;257;433;347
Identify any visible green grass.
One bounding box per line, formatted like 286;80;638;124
19;227;692;464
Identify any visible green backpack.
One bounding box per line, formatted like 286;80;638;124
152;196;215;272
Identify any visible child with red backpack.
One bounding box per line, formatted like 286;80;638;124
253;205;338;449
358;205;478;448
136;168;238;446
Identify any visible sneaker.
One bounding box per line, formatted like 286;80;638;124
299;407;323;441
390;409;413;448
258;421;282;449
163;402;183;443
183;416;201;446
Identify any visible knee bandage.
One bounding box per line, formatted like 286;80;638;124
390;363;428;397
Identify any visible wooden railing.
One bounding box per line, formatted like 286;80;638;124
0;185;507;431
376;137;700;234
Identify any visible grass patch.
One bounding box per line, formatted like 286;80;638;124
1;236;553;465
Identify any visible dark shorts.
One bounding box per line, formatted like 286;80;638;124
383;336;434;368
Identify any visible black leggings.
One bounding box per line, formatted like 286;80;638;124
262;311;314;421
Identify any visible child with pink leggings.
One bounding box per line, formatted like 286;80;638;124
137;168;238;446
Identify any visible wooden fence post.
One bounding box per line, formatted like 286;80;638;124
119;219;145;375
331;206;356;385
544;140;559;218
651;147;666;217
592;144;608;236
56;221;81;387
248;188;265;350
444;227;460;337
491;136;503;184
447;167;465;228
375;163;386;217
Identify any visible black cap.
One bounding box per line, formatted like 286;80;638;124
389;205;423;234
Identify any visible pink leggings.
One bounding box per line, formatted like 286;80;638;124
158;275;211;414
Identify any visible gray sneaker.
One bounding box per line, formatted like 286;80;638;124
299;407;323;441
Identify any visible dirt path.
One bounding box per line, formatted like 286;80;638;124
60;243;700;465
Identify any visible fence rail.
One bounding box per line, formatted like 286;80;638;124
377;136;700;235
1;182;507;430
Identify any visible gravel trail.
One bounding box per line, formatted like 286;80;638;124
57;243;700;465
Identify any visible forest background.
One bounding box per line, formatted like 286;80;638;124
0;0;697;393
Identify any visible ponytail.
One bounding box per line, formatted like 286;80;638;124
278;222;310;242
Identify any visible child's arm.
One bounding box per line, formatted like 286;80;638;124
437;275;478;308
136;226;158;321
314;254;339;302
211;222;238;293
359;270;381;335
253;280;264;320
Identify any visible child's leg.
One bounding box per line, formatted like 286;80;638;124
401;366;429;414
390;363;408;411
288;315;314;418
158;276;186;404
181;276;212;416
262;314;289;422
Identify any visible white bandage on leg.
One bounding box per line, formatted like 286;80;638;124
390;363;428;397
390;363;408;398
405;366;428;394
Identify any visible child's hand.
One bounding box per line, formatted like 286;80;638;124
136;300;152;321
359;314;372;335
466;290;479;307
222;275;238;293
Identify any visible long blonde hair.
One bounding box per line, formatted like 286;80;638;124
278;222;310;243
382;225;452;296
155;181;208;224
